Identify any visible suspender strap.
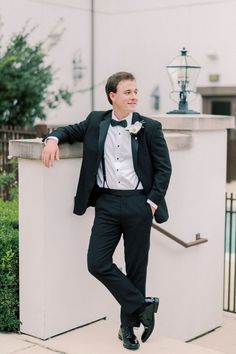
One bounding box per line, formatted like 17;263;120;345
101;154;108;188
134;179;141;190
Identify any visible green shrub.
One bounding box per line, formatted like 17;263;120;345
0;160;18;201
0;197;20;331
0;25;72;127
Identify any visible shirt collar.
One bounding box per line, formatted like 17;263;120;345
112;111;132;126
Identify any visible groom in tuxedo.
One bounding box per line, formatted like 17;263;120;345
41;72;171;350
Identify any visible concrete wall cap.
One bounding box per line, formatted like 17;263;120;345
9;139;83;160
151;114;235;131
9;133;192;160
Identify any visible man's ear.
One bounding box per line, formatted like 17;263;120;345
109;92;115;103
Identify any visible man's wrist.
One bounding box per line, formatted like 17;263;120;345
44;136;59;145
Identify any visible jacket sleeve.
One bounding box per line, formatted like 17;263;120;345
147;122;172;205
42;112;93;144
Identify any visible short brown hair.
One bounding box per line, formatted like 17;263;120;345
105;72;136;105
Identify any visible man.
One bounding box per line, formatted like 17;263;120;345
41;72;171;350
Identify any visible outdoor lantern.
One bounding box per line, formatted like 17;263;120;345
72;50;87;83
151;86;160;111
166;47;201;114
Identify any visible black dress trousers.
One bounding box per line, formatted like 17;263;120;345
87;190;153;327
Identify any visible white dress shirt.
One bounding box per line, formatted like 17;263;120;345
96;112;143;190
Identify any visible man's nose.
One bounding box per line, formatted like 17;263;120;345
131;92;137;99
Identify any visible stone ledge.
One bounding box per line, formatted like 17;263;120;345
9;138;83;160
9;133;192;160
151;114;235;131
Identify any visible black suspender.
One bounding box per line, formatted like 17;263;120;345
101;154;109;188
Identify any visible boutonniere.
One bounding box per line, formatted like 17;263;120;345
126;120;145;140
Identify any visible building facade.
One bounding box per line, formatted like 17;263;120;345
1;0;236;119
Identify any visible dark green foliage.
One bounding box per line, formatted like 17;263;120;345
0;197;20;331
0;27;72;127
0;160;18;201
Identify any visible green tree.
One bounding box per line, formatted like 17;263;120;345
0;26;71;127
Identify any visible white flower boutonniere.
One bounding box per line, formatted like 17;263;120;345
126;121;145;139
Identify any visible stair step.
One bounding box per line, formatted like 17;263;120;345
151;336;224;354
15;319;224;354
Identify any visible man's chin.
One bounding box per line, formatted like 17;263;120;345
127;105;137;112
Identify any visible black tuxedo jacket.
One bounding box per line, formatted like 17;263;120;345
47;110;172;223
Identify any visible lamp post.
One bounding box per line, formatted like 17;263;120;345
166;47;201;114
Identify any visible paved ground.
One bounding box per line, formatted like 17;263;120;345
193;312;236;354
1;312;236;354
193;179;236;354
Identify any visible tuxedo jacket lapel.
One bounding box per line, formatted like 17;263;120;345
131;112;142;173
98;112;111;161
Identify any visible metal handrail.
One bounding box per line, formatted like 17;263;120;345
151;223;208;248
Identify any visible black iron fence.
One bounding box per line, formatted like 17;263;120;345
0;126;37;171
224;193;236;312
0;126;37;200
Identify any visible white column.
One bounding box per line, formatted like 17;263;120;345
147;114;234;340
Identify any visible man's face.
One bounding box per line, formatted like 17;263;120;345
109;80;138;116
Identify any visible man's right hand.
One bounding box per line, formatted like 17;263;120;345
41;139;60;168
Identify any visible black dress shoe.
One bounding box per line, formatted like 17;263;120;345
118;326;140;350
138;297;159;342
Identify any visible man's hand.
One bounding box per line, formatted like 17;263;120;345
147;199;158;216
150;205;156;216
41;139;59;168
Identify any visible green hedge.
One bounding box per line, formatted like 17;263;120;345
0;197;20;331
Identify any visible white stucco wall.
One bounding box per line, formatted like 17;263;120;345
18;158;109;339
149;129;227;339
1;0;236;121
94;0;236;115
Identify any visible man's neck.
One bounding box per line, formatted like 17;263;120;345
113;110;131;120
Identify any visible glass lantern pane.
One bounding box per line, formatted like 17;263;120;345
167;52;201;93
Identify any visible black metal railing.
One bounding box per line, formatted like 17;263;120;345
224;193;236;313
